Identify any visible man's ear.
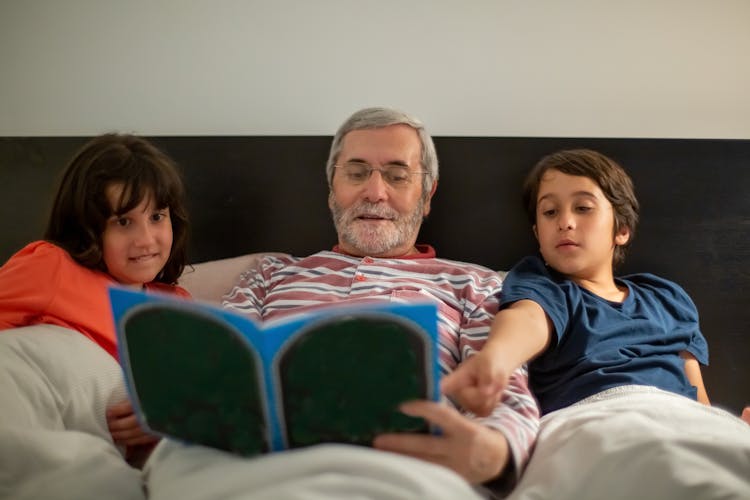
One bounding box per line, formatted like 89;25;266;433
328;191;335;211
614;225;631;246
422;180;438;217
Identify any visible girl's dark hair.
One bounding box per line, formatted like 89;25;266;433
522;149;640;267
44;134;189;284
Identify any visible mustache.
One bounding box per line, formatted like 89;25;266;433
347;203;399;220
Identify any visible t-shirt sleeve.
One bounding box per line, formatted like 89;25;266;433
679;288;709;365
0;242;62;329
687;328;709;365
633;273;709;365
499;255;570;343
677;287;709;365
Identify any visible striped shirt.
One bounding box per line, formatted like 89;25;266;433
222;246;540;479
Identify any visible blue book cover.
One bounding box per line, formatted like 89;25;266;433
109;287;441;456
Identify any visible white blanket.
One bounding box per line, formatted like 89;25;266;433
2;325;749;499
0;325;144;500
144;441;487;500
142;386;750;500
509;385;750;500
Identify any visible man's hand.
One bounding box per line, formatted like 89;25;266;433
372;400;510;484
106;400;159;447
440;349;511;417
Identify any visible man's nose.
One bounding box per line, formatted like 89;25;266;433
361;170;389;202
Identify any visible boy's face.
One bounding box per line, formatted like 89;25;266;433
101;184;173;285
533;169;630;284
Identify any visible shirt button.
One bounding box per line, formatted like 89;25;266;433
363;257;373;264
355;275;367;282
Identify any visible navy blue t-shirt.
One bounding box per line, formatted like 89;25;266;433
500;255;709;414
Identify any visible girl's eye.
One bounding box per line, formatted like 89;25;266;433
151;210;169;223
541;209;556;217
115;217;130;227
576;206;593;213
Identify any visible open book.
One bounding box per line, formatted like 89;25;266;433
109;287;440;456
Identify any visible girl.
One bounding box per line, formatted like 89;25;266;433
0;133;191;457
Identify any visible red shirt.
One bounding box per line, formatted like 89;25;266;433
0;241;190;359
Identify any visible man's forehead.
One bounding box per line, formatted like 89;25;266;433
339;125;422;161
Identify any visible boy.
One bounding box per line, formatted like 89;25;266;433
442;149;710;416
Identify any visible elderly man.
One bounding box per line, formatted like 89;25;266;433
220;107;539;495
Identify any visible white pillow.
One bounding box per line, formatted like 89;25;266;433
179;252;289;303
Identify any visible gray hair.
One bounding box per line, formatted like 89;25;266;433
325;107;439;196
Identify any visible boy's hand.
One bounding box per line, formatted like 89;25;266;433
106;400;159;447
440;349;512;417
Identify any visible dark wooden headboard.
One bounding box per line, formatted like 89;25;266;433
2;136;748;414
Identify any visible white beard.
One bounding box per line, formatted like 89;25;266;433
330;200;424;256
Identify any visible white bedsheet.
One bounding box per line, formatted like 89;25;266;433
0;325;143;500
142;386;750;500
144;441;487;500
509;385;750;500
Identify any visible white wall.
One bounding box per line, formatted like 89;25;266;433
1;0;748;138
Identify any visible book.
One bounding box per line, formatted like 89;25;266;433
109;287;441;456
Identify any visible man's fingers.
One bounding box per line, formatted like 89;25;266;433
398;399;470;431
373;432;443;457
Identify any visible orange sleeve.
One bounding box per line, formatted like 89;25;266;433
0;242;63;330
145;282;192;299
172;285;192;298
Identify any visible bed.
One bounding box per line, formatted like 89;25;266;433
1;136;750;498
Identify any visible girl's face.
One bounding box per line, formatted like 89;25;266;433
534;169;629;285
101;184;173;286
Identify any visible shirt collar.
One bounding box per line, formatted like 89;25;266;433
331;244;436;259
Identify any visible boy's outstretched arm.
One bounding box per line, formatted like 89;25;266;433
442;299;552;416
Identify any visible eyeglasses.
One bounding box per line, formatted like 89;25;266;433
333;162;429;188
